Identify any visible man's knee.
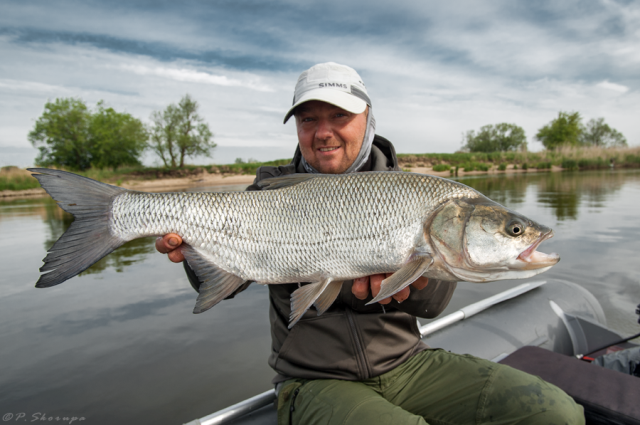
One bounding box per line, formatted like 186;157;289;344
482;365;585;425
526;403;585;425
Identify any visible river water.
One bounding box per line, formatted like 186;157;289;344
1;170;639;424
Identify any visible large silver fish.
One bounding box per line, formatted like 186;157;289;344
30;168;559;327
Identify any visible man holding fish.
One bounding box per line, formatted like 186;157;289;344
157;63;584;424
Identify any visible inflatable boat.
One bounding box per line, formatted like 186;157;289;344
183;279;640;425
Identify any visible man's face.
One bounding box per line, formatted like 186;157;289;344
295;100;367;174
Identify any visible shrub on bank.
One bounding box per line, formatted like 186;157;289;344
562;159;578;170
432;164;451;172
0;174;41;191
536;162;552;169
624;155;640;165
577;157;607;170
461;162;490;172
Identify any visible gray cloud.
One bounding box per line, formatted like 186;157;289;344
0;0;638;167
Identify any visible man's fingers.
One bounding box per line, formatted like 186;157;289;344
155;234;184;263
391;276;428;303
411;276;429;291
167;247;185;263
392;286;410;303
352;277;370;300
155;237;168;253
370;274;392;305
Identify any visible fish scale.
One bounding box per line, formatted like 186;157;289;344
108;172;477;284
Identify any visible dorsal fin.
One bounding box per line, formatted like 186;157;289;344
257;174;319;190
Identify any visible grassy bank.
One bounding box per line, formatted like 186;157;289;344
0;166;42;191
76;158;293;184
3;145;640;192
398;146;640;171
1;158;293;191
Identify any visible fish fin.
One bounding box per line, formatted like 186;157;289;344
257;174;319;190
313;280;343;316
289;277;333;329
28;168;129;288
182;246;246;313
366;253;434;305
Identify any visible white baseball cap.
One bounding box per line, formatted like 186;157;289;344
283;62;371;124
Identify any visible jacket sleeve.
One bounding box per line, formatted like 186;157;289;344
392;279;457;319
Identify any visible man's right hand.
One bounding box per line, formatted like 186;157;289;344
352;274;429;304
155;234;184;263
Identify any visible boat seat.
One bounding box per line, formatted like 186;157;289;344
500;346;640;425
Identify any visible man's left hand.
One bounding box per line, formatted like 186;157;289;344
352;274;429;304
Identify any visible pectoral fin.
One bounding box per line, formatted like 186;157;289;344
314;280;343;316
289;277;334;329
182;246;246;314
366;253;433;305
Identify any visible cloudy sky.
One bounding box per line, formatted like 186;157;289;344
1;0;638;167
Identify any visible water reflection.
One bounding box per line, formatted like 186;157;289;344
454;173;530;207
19;184;251;277
2;170;640;425
457;170;629;221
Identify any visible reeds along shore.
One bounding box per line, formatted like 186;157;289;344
2;146;640;194
397;145;640;172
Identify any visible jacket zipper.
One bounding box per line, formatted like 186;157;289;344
346;309;370;380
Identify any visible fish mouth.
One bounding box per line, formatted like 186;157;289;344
516;231;560;269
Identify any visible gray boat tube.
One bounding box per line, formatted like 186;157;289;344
418;280;547;337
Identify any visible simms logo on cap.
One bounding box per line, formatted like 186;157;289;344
319;83;348;89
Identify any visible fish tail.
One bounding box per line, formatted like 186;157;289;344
29;168;129;288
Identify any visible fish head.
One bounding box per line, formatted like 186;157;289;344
428;198;559;282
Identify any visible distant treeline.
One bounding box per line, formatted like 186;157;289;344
29;95;215;171
398;145;640;171
462;112;626;153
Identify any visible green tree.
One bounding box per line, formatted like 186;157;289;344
29;98;92;170
149;94;215;168
89;102;147;170
580;118;627;147
29;98;147;170
535;112;582;149
462;123;527;152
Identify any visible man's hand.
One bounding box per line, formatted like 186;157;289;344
352;274;429;304
155;233;184;263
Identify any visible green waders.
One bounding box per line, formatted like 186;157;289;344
277;349;584;425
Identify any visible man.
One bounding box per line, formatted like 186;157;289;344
157;63;584;424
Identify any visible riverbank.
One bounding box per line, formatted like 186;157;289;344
397;145;640;172
3;145;639;198
0;164;565;199
0;168;258;199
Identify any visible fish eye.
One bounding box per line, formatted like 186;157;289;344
506;220;526;237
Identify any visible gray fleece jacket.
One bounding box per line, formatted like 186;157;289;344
185;135;457;384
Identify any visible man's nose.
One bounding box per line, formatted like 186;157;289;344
315;118;333;140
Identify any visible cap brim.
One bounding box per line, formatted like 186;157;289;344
283;89;367;124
